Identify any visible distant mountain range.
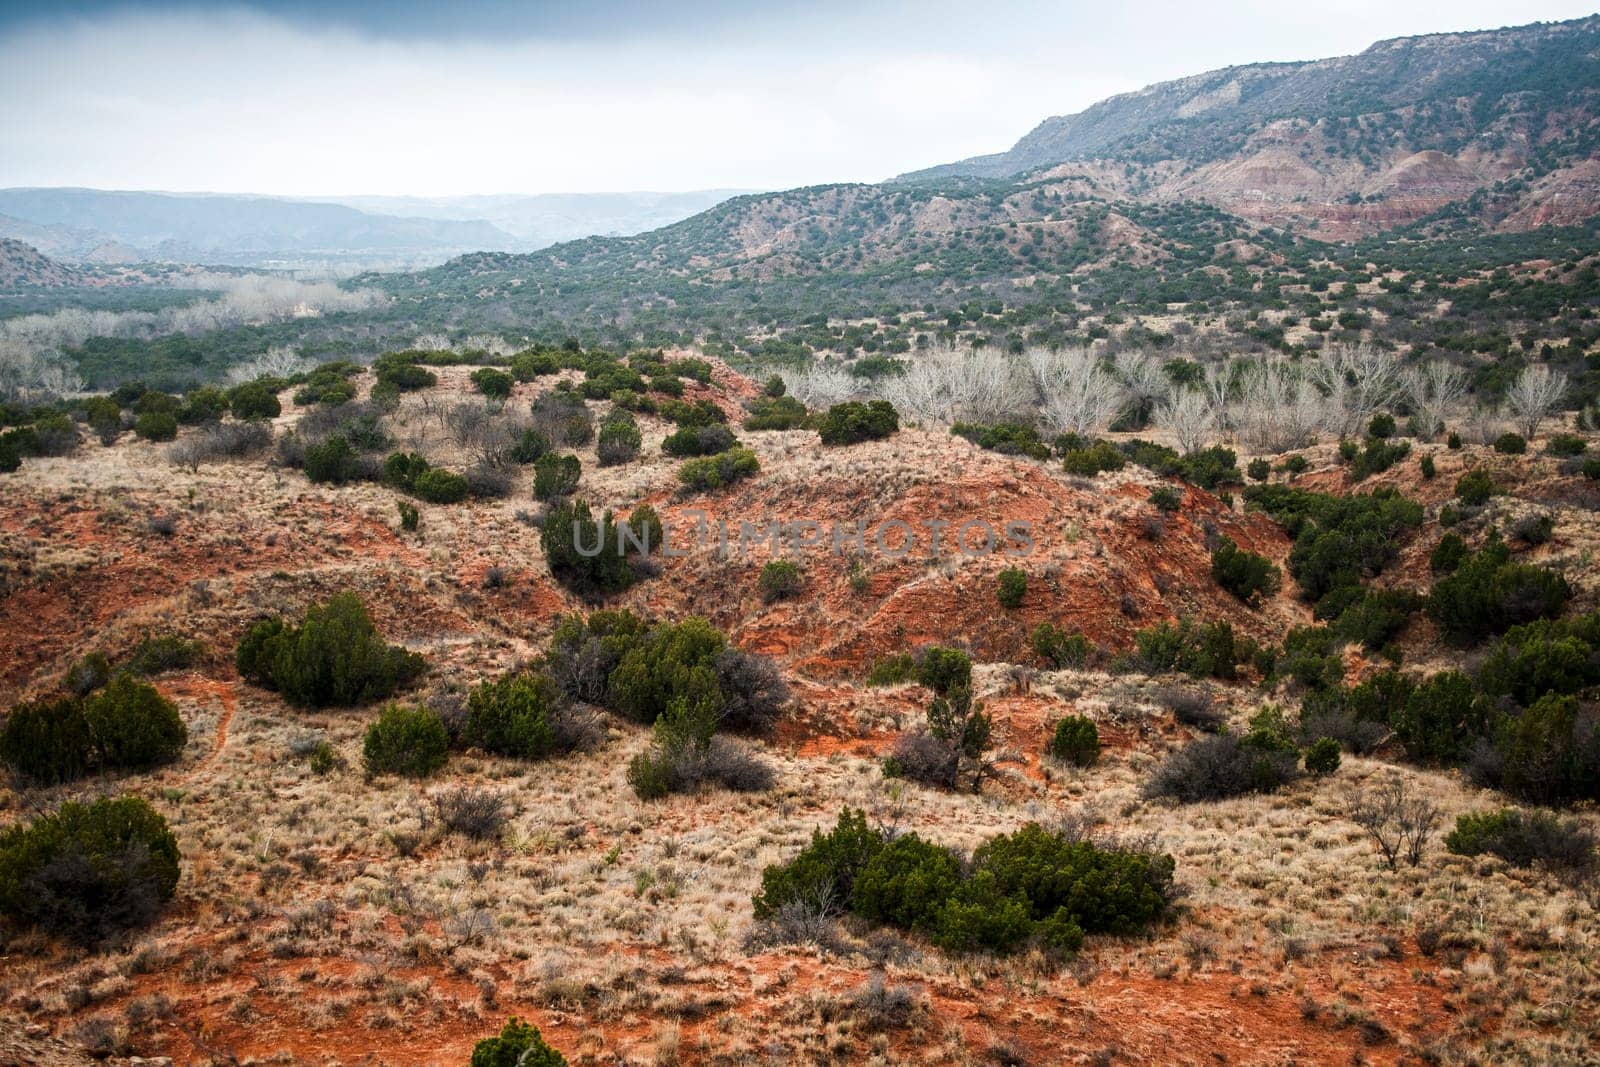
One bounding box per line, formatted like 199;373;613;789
895;15;1600;239
0;187;749;270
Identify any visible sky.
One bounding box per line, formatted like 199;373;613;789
0;0;1595;197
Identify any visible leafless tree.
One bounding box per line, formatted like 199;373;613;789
412;332;453;353
1154;388;1217;454
782;365;859;409
1116;353;1171;429
878;344;1029;425
226;345;313;385
1028;347;1124;437
1313;344;1403;438
1402;361;1469;440
1348;776;1440;870
1231;364;1325;453
1504;365;1569;440
1201;362;1235;433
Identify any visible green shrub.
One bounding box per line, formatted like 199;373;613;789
1367;413;1396;439
533;453;582;500
1148;486;1182;513
1455;469;1496;506
304;435;361;484
81;675;187;770
397;500;419;532
133;411;177;442
0;697;93;784
229;380;281;421
1478;694;1600;806
763;375;786;397
677;447;759;490
1030;624;1091;669
1247;457;1271;481
817;400;898;445
1131;618;1243;680
866;654;916;686
851;832;962;934
509;350;561;380
464;673;566;759
540;500;635;595
1244;484;1422;614
470;367;514;400
1420;454;1436;479
1445;809;1596;872
382;451;430;491
1493;432;1527;455
1210;537;1280;605
1476;612;1600;705
0;795;180;943
1304;737;1341;776
596;411;642;467
1427;538;1571;642
1349;439;1410;480
610;618;725;726
1394;671;1493;763
952;421;1051;460
362;704;449;778
1430;533;1467;575
374;359;436;392
126;634;201;676
917;647;971;696
743;395;808;430
469;1017;567;1067
510;429;550;464
996;567;1027;609
1546;433;1587;457
85;396;123;443
1332;588;1422;650
662;423;737;457
412;468;470;504
752;809;884;920
1060;440;1125;476
1282;454;1308;474
759;560;804;603
235;592;426;708
1048;715;1099;767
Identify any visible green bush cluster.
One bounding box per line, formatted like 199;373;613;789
533;453;582;500
951;421;1051;460
663;423;738;457
0;795;180;943
1210;537;1281;605
1030;624;1092;669
2;674;187;784
229;379;282;421
540;500;637;595
1244;484;1423;618
743;394;809;430
362;704;449;778
817;400;898;445
1348;438;1410;480
469;1017;567;1067
470;367;514;400
677;447;759;490
1427;537;1570;642
759;560;804;603
236;592;426;707
1129;618;1246;680
133;411;178;442
1060;440;1126;477
996;566;1027;609
1445;808;1596;872
596;410;642;467
752;811;1175;956
464;673;568;759
1048;715;1099;766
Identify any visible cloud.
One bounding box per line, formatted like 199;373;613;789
1;1;1594;195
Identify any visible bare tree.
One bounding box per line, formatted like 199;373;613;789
1348;776;1439;870
226;345;312;385
1402;361;1469;440
1116;353;1171;430
1154;389;1217;454
1201;362;1235;434
1313;344;1403;438
1504;365;1568;440
879;344;1028;426
1231;364;1325;453
782;365;859;409
1028;347;1124;438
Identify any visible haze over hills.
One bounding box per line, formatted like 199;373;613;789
0;186;749;270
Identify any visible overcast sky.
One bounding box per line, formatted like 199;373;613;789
0;0;1594;197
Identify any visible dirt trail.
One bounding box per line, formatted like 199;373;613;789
157;674;238;781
